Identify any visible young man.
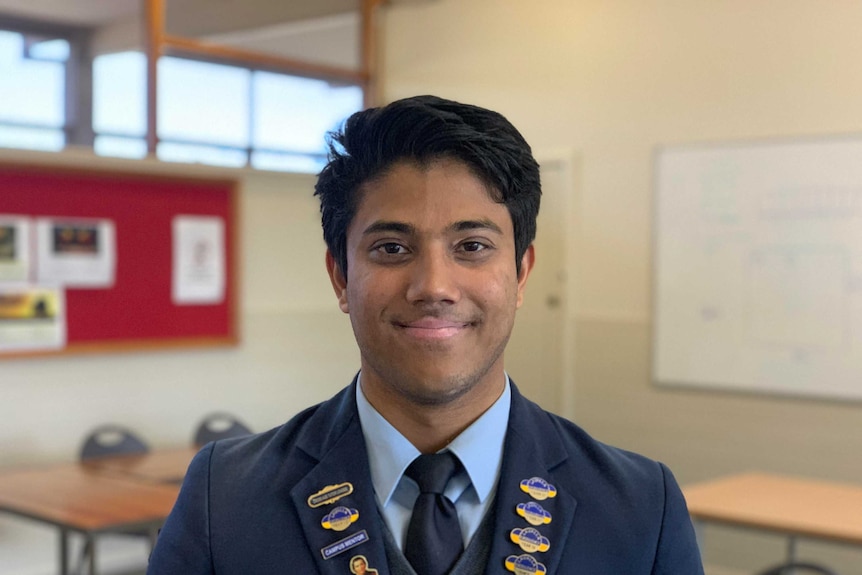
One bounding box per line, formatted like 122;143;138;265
148;96;704;574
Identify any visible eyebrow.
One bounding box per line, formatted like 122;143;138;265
451;218;504;235
362;221;415;236
361;219;503;236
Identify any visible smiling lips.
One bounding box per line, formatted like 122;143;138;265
395;317;473;340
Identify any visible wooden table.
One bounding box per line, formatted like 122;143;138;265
0;454;189;575
84;446;199;483
684;472;862;563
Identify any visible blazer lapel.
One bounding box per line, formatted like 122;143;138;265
485;384;578;575
289;381;392;575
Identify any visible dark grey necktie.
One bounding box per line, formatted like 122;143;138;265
404;452;464;575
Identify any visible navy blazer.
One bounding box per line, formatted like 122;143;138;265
148;381;704;574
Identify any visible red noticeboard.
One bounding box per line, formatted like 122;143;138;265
0;163;238;357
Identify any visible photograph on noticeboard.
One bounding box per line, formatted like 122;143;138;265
0;284;66;353
0;215;31;283
35;218;116;288
53;223;100;255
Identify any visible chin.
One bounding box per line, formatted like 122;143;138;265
396;370;485;407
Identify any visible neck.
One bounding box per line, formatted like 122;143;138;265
359;371;506;454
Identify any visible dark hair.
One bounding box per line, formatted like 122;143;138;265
314;95;541;276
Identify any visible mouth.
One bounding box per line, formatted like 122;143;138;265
393;317;474;340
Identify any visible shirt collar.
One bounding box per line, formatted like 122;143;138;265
356;374;511;507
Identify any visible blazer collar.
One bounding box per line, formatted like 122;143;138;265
484;381;578;575
289;377;393;575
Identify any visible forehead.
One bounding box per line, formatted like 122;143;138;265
349;159;511;234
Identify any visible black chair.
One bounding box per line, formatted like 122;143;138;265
193;412;252;447
757;562;839;575
76;424;152;575
80;424;149;460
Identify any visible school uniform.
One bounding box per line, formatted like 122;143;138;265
147;379;703;575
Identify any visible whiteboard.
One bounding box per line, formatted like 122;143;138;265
653;137;862;401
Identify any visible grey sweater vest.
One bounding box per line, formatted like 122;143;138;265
381;503;497;575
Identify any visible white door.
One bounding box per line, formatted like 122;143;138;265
505;155;574;417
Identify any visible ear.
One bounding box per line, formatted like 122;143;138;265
515;244;535;308
325;250;350;314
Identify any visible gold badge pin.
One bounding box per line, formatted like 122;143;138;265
505;554;547;574
516;501;553;526
349;554;379;574
321;506;359;532
519;477;557;501
308;482;354;508
510;527;550;553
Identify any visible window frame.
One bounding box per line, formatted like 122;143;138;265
0;14;94;147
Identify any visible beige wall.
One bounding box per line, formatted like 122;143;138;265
379;1;862;573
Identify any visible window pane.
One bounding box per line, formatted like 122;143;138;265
158;58;250;147
158;142;247;168
251;150;325;174
0;125;64;151
26;38;70;62
253;72;361;154
94;135;147;159
93;52;146;136
0;30;65;127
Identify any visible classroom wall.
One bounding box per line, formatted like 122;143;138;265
378;1;862;573
0;149;359;574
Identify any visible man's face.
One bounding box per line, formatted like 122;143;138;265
327;158;533;407
351;558;366;574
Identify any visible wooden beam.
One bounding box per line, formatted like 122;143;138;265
162;34;368;85
361;0;386;108
144;0;165;156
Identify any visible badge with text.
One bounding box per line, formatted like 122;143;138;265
321;530;369;560
519;477;557;501
510;527;550;553
321;506;359;531
349;554;379;574
516;501;553;526
308;482;354;508
505;554;547;575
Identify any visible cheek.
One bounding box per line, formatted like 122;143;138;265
475;269;520;313
346;274;387;321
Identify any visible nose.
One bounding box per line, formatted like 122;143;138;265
405;247;461;305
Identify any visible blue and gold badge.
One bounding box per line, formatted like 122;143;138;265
516;501;553;526
519;477;557;501
321;506;359;532
505;554;547;574
308;483;354;508
510;527;550;553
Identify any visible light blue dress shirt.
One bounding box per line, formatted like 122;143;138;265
355;375;511;550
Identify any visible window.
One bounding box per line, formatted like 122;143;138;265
252;72;361;172
91;52;363;172
0;29;69;151
1;19;364;173
92;51;146;158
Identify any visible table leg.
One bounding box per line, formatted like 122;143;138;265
786;536;798;574
87;535;96;575
59;528;69;575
